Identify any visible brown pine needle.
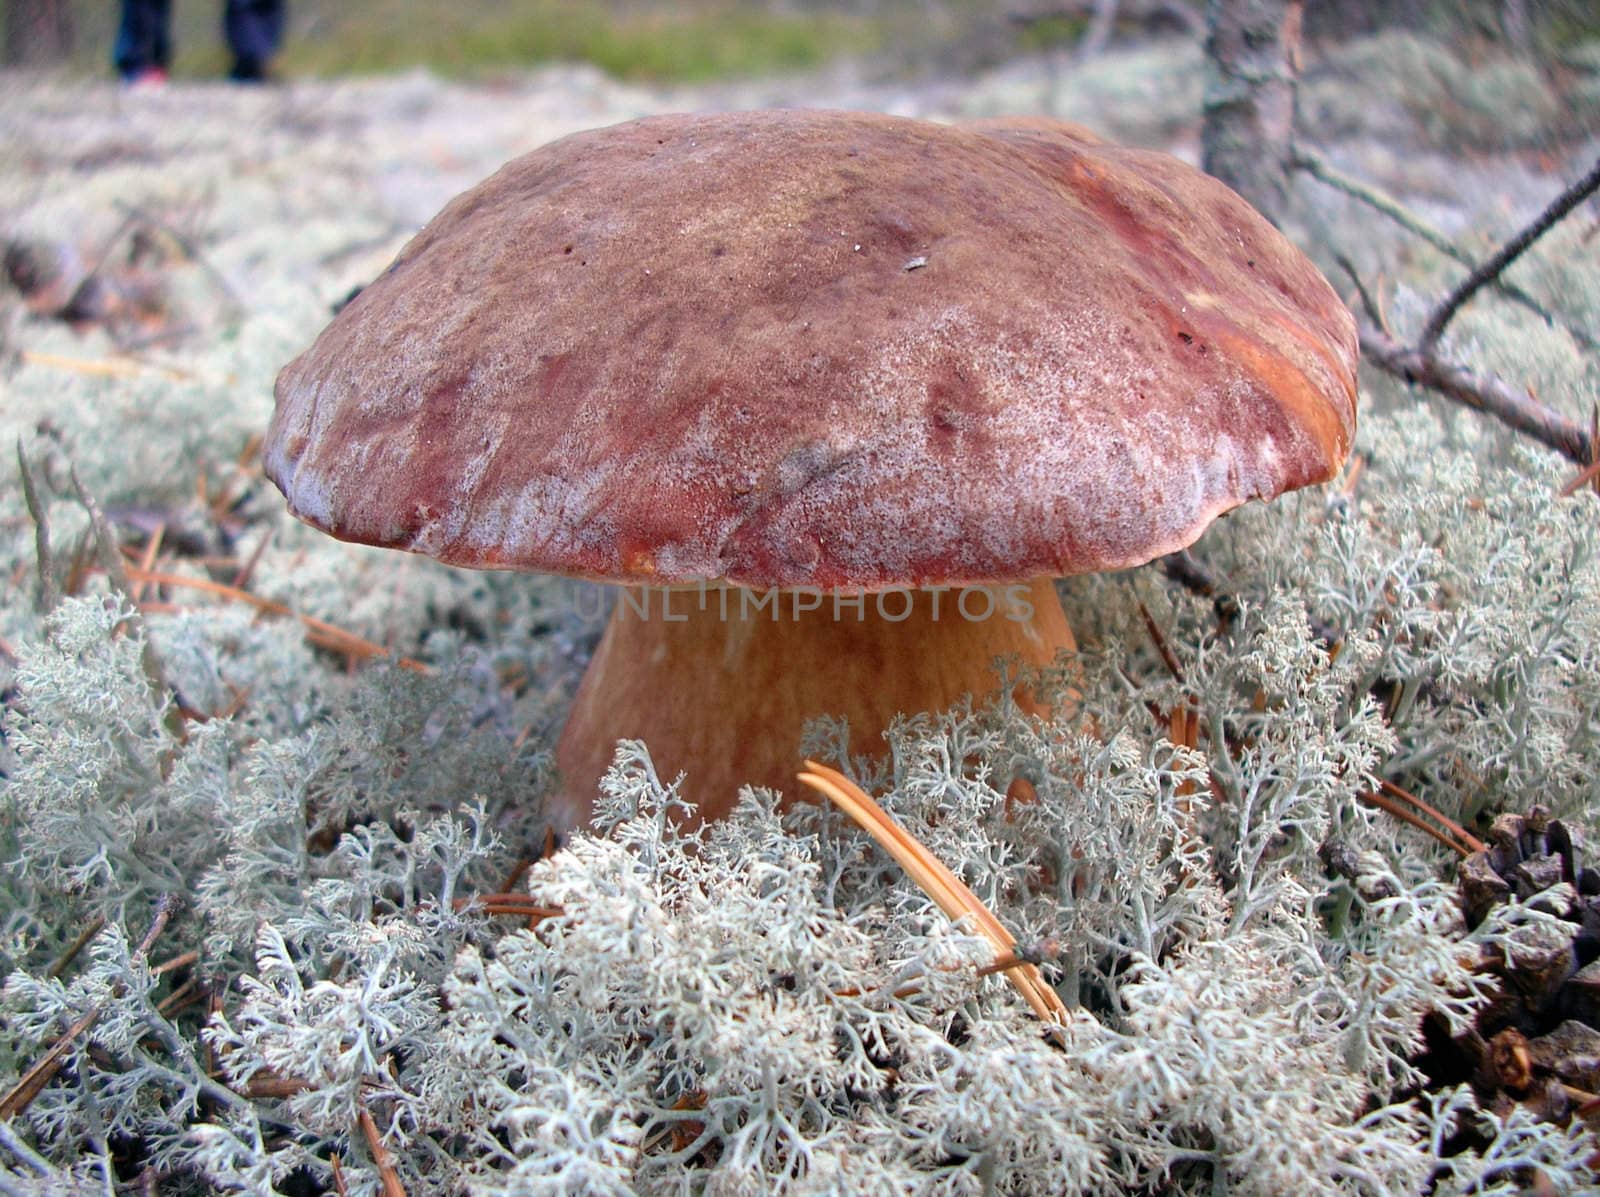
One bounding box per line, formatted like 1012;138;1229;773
131;523;165;602
1378;779;1483;854
1359;780;1481;857
358;1105;408;1197
451;893;563;921
231;527;273;590
18;349;191;381
155;977;202;1018
797;761;1068;1025
123;564;430;673
1559;455;1600;498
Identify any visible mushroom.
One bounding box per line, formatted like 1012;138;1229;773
263;110;1357;829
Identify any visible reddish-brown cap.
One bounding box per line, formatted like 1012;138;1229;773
265;109;1356;589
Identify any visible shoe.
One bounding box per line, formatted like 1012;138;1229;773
121;66;169;90
228;57;272;83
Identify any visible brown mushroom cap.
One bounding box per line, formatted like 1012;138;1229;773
265;109;1356;590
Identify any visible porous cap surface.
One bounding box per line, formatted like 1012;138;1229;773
265;109;1357;589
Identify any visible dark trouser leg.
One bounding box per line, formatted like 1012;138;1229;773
224;0;285;81
113;0;172;78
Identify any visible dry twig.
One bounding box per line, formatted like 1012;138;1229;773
1359;324;1594;467
1294;146;1597;354
0;898;177;1119
1419;155;1600;355
46;914;107;980
1298;143;1600;471
16;438;55;613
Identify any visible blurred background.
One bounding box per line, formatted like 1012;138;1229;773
5;0;1600;86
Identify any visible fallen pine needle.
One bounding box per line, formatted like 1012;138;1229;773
359;1104;408;1197
797;760;1067;1025
1559;456;1600;498
123;564;429;673
1360;779;1482;857
19;349;191;381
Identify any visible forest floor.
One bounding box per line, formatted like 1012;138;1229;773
3;24;1600;1197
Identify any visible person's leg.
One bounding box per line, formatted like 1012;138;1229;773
223;0;286;81
113;0;173;80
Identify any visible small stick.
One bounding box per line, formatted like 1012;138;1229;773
1136;600;1185;683
1334;252;1387;332
71;467;136;597
1559;457;1600;498
154;977;201;1018
976;939;1062;978
0;1005;102;1119
358;1105;407;1197
134;895;179;958
0;897;176;1118
150;948;199;977
1419;155;1600;354
16;438;56;613
329;1154;350;1197
46;914;107;979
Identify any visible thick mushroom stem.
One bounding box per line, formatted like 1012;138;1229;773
551;577;1075;829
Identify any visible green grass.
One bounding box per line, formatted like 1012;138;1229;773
83;0;885;83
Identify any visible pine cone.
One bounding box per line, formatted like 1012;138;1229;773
1448;806;1600;1132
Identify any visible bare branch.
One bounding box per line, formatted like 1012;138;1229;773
1359;323;1595;467
1332;253;1385;330
1294;146;1597;354
1419;155;1600;354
